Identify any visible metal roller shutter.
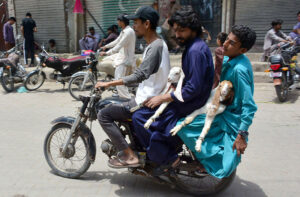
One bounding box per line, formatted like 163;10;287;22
235;0;300;45
85;0;154;51
14;0;68;52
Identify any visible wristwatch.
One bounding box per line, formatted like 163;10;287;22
238;130;249;139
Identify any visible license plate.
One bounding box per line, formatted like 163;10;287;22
270;72;282;78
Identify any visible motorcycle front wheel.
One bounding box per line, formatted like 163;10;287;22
0;68;14;92
275;73;288;102
44;123;91;179
68;75;95;101
24;71;45;91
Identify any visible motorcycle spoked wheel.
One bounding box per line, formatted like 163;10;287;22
44;123;91;179
68;75;95;101
275;73;288;102
169;167;236;196
24;71;45;91
0;68;14;92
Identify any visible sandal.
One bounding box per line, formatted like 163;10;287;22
107;156;141;169
152;158;180;176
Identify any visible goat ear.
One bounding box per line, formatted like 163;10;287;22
173;70;185;102
229;90;235;105
225;89;235;106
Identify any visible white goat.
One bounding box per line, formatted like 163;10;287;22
142;67;185;129
170;80;234;152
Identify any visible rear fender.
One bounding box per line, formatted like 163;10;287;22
51;116;96;162
273;78;282;86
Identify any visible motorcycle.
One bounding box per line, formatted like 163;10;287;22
43;88;236;196
0;35;23;58
0;51;27;92
265;39;300;102
24;45;87;91
68;50;139;101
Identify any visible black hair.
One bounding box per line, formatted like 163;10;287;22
231;25;256;51
271;19;283;27
168;6;202;36
26;12;32;17
89;26;95;31
140;17;158;30
297;11;300;16
117;14;129;26
9;17;16;22
107;26;114;31
217;32;228;45
48;39;56;44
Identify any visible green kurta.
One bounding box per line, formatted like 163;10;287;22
177;54;257;178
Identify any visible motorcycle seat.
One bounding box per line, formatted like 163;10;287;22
48;56;86;64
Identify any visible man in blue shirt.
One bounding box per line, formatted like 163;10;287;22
132;7;214;175
177;25;258;178
3;17;16;50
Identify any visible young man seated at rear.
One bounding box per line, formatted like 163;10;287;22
176;25;258;178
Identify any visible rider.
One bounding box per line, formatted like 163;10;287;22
262;19;292;61
95;6;170;168
177;25;258;178
132;7;214;175
98;14;136;99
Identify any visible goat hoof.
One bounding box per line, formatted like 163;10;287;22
144;121;152;129
195;141;202;152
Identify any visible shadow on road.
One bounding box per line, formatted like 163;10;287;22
77;171;267;197
272;89;300;104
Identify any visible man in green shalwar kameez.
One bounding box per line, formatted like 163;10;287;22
177;25;258;178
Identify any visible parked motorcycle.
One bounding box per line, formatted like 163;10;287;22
265;38;300;102
43;88;235;196
0;35;23;58
0;51;27;92
24;45;87;91
68;51;139;101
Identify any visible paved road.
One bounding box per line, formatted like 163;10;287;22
0;82;299;197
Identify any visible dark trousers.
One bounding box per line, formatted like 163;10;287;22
97;99;137;151
23;39;35;65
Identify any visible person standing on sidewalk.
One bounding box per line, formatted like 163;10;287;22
21;12;37;67
3;17;16;51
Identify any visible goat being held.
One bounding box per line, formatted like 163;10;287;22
142;66;185;129
170;80;234;152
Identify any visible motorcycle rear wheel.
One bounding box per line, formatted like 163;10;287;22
169;168;236;196
44;123;91;179
275;73;288;102
1;68;14;92
68;75;95;101
24;71;45;91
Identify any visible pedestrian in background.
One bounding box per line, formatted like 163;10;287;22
213;32;227;89
261;19;291;62
21;12;37;67
3;17;16;50
47;39;57;53
79;26;100;51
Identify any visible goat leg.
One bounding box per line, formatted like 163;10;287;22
195;115;215;152
144;102;170;129
170;108;205;136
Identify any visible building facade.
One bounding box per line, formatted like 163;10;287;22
6;0;300;52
